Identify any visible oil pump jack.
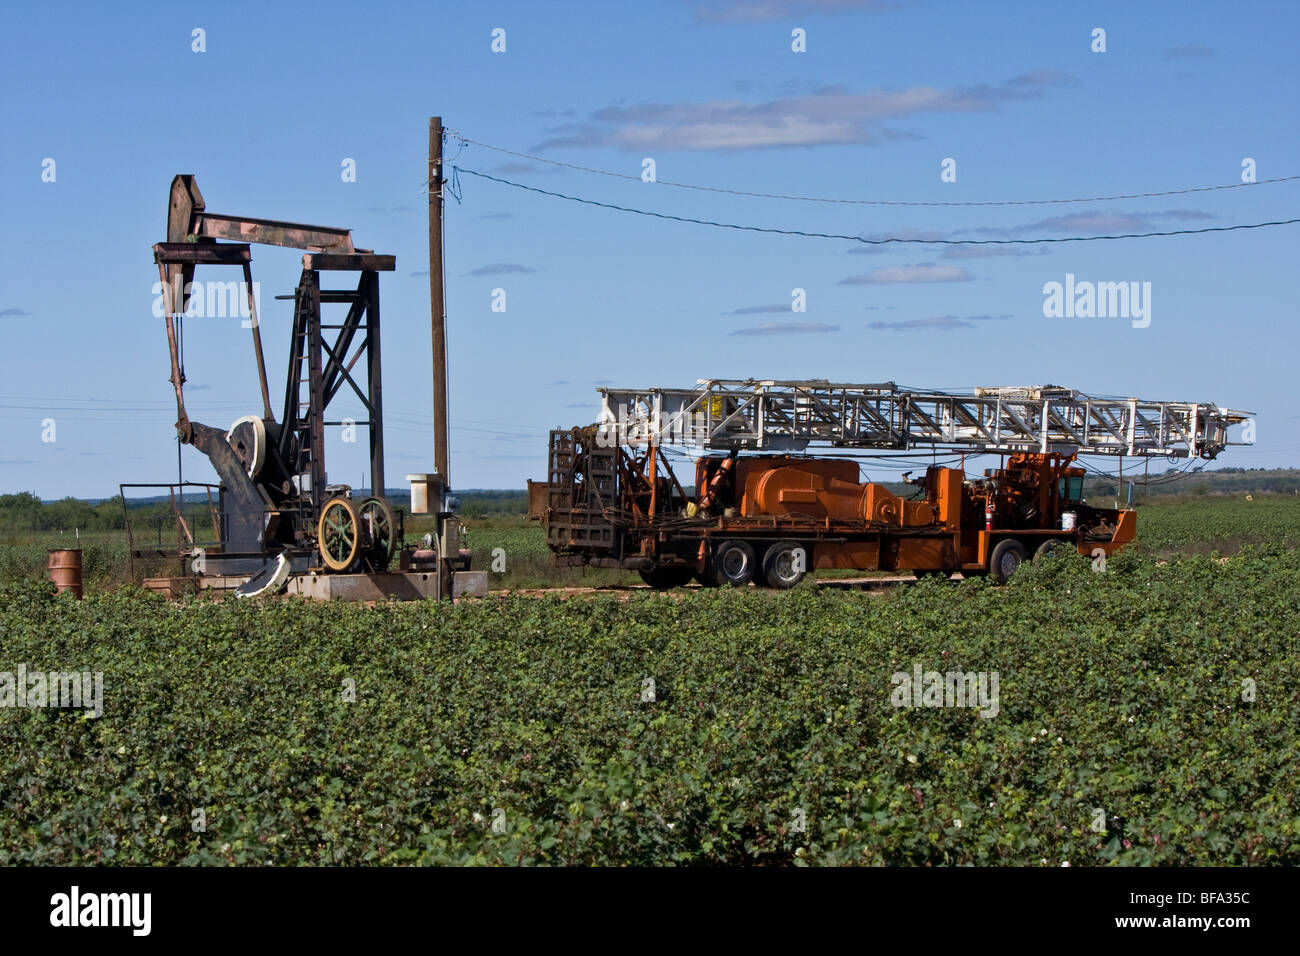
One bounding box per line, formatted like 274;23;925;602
137;118;476;599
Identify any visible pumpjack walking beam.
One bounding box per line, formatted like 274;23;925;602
165;175;356;424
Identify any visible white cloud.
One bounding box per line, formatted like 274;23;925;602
1164;43;1214;58
534;75;1069;152
965;208;1213;239
731;321;840;335
841;263;974;284
696;0;900;23
867;314;1010;331
468;263;538;276
730;303;795;314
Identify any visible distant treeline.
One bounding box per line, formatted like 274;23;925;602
0;488;532;532
0;492;134;532
1086;467;1300;500
451;490;530;517
3;468;1295;531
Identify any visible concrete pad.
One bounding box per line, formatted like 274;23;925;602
453;570;488;599
287;571;440;601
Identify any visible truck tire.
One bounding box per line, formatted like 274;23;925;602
988;539;1026;584
762;540;808;589
1033;538;1075;563
711;540;757;588
639;565;695;590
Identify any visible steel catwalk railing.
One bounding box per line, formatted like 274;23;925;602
595;380;1252;459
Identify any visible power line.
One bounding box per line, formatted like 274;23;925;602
1080;457;1203;484
451;133;1300;207
453;167;1300;246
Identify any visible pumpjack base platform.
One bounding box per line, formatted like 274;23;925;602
148;570;487;602
284;570;487;601
142;577;199;598
144;575;250;596
287;571;441;601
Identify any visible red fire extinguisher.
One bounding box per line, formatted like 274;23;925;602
984;503;994;531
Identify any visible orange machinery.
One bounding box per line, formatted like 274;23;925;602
535;379;1243;589
536;424;1135;589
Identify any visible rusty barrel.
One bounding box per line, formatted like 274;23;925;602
47;549;83;599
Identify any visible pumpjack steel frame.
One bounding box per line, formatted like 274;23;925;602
147;176;396;578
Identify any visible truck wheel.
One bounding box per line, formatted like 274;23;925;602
639;565;695;590
988;539;1026;584
762;540;808;589
711;540;756;588
1033;538;1075;563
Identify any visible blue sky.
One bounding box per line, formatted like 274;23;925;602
1;0;1297;498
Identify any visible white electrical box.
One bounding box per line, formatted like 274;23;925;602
406;473;438;514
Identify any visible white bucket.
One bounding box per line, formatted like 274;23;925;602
1061;511;1077;532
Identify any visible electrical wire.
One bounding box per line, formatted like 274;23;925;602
450;133;1300;207
453;166;1300;245
1080;457;1204;485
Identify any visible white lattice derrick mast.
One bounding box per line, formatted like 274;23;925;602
596;379;1252;460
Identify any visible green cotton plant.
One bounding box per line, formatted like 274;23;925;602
0;538;1298;866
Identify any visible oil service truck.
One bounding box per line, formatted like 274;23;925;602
530;379;1250;588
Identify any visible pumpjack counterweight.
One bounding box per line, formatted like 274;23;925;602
597;379;1252;459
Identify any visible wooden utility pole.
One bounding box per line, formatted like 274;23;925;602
428;116;450;486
